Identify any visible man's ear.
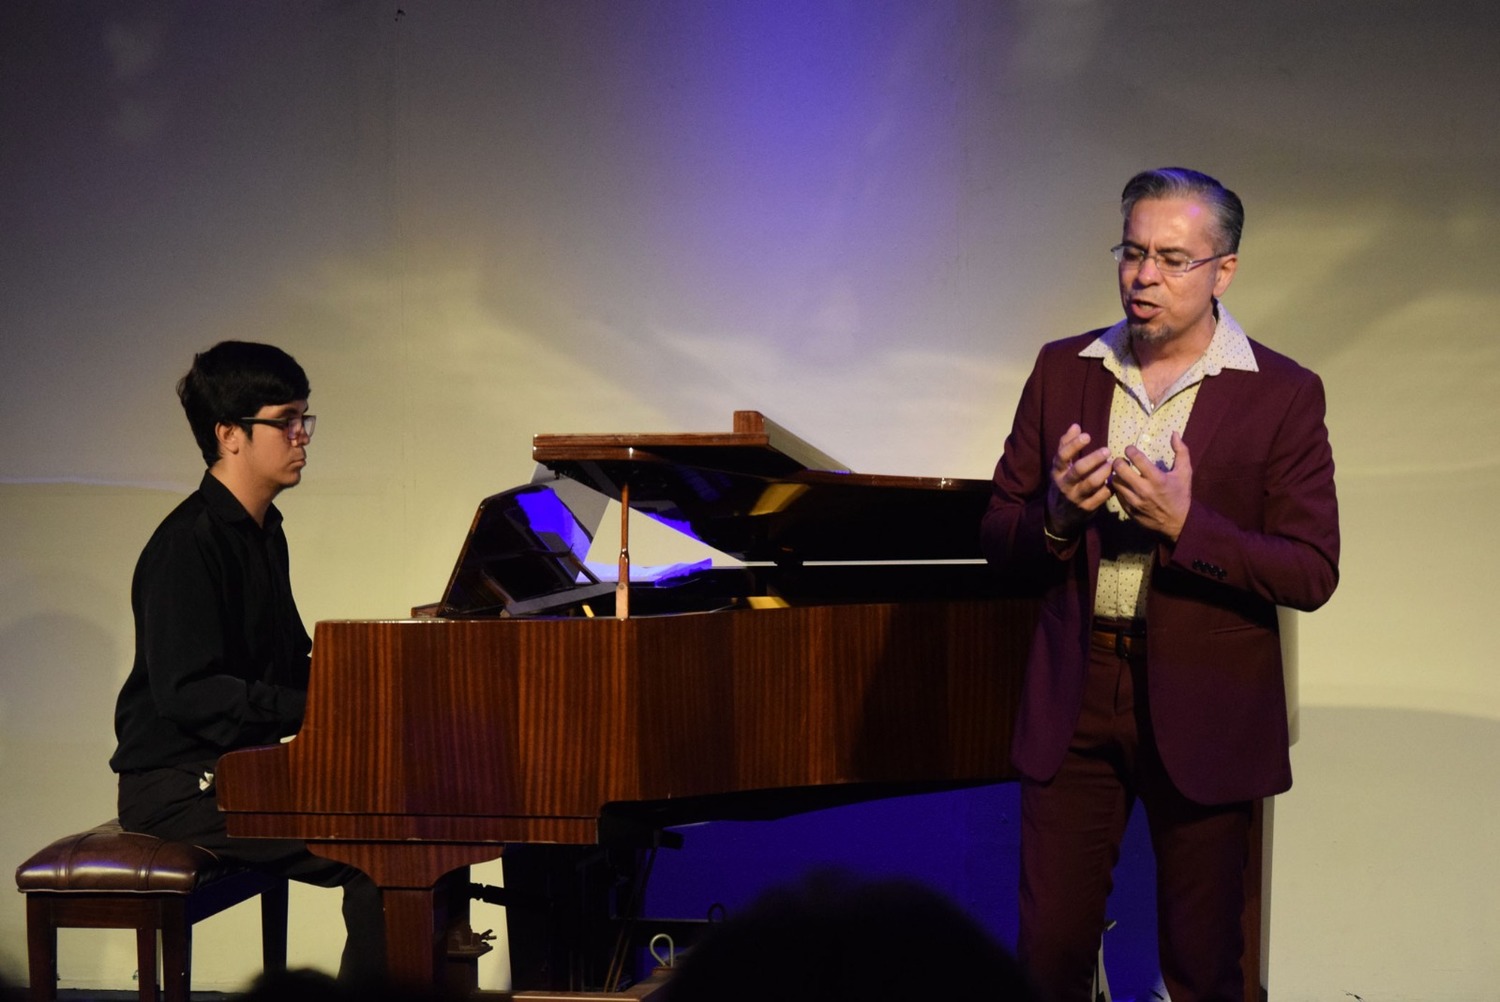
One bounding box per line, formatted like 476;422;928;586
215;421;242;458
1212;254;1238;298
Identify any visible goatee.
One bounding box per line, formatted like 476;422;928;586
1128;322;1173;347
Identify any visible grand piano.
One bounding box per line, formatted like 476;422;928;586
214;411;1267;998
214;411;1027;988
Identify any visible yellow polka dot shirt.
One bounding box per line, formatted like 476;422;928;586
1078;303;1259;620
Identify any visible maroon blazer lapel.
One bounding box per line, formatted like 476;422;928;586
1178;362;1235;460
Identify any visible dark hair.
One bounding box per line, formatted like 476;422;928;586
1121;167;1244;255
177;341;310;466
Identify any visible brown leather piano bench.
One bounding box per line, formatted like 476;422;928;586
15;820;288;1002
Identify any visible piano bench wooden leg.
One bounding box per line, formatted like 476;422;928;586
15;821;290;1001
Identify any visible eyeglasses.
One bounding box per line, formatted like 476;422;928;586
1111;243;1228;277
239;414;316;442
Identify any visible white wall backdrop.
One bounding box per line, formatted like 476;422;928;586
2;2;1497;998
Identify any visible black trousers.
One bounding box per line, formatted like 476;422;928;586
118;763;386;984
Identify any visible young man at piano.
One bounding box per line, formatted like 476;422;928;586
109;341;385;983
982;168;1339;1001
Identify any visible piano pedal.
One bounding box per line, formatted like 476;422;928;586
444;920;496;997
447;921;497;958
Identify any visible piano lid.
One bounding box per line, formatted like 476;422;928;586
532;410;991;564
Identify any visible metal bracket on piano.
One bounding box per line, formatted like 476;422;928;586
616;479;630;619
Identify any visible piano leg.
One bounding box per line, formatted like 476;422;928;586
383;886;447;985
304;842;507;989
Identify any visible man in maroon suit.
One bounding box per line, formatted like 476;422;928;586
981;168;1339;1002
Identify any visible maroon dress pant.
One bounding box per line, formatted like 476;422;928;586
1017;631;1253;1002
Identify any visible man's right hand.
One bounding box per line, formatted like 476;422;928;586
1046;422;1112;539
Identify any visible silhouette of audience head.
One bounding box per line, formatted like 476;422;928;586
658;869;1038;1001
234;966;455;1002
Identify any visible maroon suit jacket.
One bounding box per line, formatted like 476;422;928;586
981;327;1340;805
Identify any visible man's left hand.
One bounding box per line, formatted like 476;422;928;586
1109;431;1192;542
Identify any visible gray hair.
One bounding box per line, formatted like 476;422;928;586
1120;167;1244;255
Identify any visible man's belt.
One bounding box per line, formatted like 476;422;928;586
1091;616;1146;657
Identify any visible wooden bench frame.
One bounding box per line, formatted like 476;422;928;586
17;822;288;1002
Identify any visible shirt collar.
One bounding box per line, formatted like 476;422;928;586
1079;301;1259;376
199;470;283;532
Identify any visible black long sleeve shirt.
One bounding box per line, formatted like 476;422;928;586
110;472;311;773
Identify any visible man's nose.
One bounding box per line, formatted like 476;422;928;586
1134;254;1164;283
